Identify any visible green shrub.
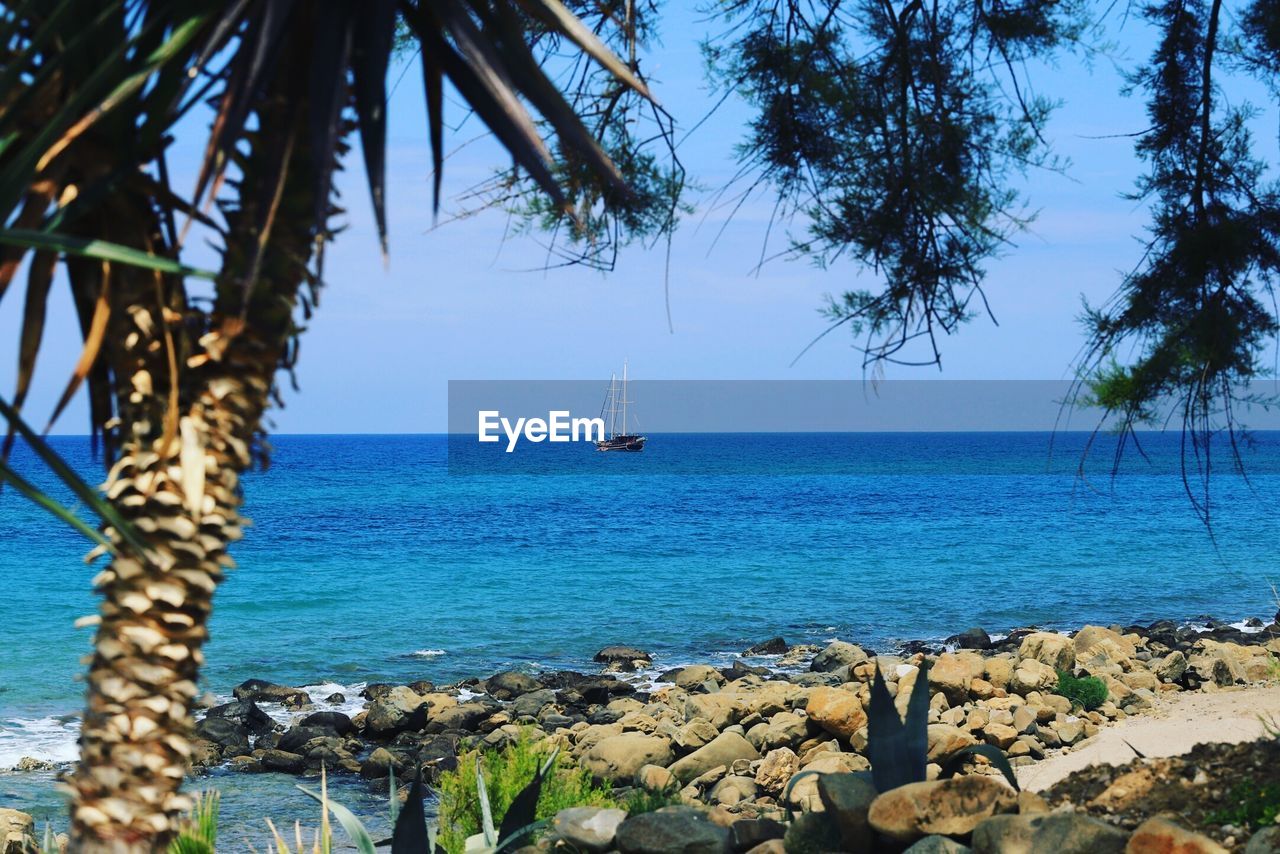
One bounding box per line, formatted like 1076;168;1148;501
620;783;682;815
1054;671;1108;711
1210;780;1280;830
436;729;618;853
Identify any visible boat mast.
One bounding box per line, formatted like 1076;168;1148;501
622;359;628;437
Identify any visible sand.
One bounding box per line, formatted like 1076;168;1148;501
1016;684;1280;791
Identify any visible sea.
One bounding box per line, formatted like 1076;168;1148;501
1;431;1278;841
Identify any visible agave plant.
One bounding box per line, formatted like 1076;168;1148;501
866;660;1020;792
0;1;660;849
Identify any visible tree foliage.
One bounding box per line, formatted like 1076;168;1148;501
704;0;1088;368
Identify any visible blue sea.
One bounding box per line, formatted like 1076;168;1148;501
2;431;1278;836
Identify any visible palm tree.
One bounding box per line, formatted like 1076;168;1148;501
0;1;656;849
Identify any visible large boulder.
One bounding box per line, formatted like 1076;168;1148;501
668;732;759;784
425;701;492;734
194;716;249;753
552;807;630;853
512;688;557;718
1017;633;1075;672
0;809;34;854
810;641;868;673
1126;817;1227;854
594;646;653;673
615;806;730;854
807;686;867;740
667;665;725;691
233;679;311;707
932;652;986;704
582;733;674;782
205;699;274;734
1009;659;1058;695
784;754;872;811
817;773;878;851
485;671;541;700
366;686;428;735
745;637;789;656
298;711;353;736
970;812;1128;854
926;724;978;763
868;776;1018;844
754;747;800;795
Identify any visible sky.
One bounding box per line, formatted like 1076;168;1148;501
5;4;1280;434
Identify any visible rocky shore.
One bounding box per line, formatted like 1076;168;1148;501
9;615;1280;852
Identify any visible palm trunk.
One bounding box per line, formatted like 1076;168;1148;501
69;29;322;851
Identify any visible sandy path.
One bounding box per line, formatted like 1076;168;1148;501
1016;684;1280;791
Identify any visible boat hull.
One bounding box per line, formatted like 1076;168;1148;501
596;435;646;452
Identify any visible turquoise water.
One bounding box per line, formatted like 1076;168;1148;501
1;431;1278;828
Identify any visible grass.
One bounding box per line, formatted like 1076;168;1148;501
1210;780;1280;830
436;729;618;853
169;791;219;854
1054;670;1108;711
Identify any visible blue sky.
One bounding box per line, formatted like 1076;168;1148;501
5;5;1279;433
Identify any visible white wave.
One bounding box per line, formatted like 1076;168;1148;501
411;649;446;658
0;715;80;768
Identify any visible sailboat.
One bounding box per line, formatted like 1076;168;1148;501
596;361;646;452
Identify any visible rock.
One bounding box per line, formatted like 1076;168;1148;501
325;692;346;704
360;746;405;778
583;733;675;782
954;627;993;650
1126;817;1227;854
810;641;868;673
1188;644;1246;687
676;719;720;753
1247;827;1280;854
817;772;877;850
1010;659;1058;695
868;775;1018;844
985;657;1015;691
259;748;306;773
784;754;871;811
745;637;789;656
615;806;730;854
668;665;725;690
906;837;973;853
806;686;867;740
233;678;312;707
299;711;353;736
1075;626;1138;659
205;699;275;734
278;725;336;754
512;688;557;718
13;757;54;772
0;809;34;854
595;646;653;672
552;806;629;853
669;732;759;784
636;764;677;792
783;811;843;852
754;747;800;794
729;818;786;851
425;702;492;734
758;711;807;751
1012;706;1037;734
1055;719;1085;746
932;652;986;704
194;716;249;752
970;812;1128;854
983;723;1018;750
709;775;757;805
486;671;541;700
927;724;979;763
366;686;430;735
1018;633;1076;672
